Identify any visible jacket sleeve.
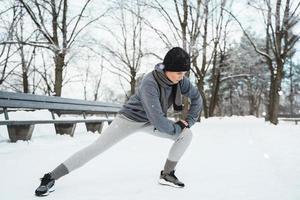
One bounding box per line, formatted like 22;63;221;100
180;77;203;127
139;80;182;135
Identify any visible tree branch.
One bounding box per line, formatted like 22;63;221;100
223;8;272;61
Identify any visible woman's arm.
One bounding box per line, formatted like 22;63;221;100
180;77;203;127
139;80;182;135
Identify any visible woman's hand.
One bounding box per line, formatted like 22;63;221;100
180;120;189;127
175;120;189;130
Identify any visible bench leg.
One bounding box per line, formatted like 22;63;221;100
7;124;35;142
54;123;76;137
85;122;104;133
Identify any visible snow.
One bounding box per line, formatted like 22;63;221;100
0;115;300;200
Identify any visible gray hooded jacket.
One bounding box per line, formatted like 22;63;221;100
119;66;202;135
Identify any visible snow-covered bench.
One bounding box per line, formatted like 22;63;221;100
0;91;122;142
278;114;300;125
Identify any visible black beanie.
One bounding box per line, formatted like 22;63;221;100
163;47;190;72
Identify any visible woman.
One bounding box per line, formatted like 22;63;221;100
35;47;202;196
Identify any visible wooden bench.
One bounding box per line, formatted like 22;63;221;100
0;91;122;142
278;114;300;125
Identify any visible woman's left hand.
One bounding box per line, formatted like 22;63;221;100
179;120;189;127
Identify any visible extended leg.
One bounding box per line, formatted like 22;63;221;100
35;115;145;196
58;115;145;176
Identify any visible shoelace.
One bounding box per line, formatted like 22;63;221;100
40;175;53;185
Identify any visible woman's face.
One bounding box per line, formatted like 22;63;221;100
165;71;187;84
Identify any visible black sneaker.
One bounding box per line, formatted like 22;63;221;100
159;170;185;188
35;173;55;196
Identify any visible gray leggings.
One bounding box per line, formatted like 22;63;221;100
63;114;193;172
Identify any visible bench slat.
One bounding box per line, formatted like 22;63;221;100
278;114;300;118
279;118;300;121
0;119;113;126
0;91;121;108
0;100;121;113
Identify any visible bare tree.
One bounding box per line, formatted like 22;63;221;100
32;49;55;95
207;0;233;117
0;2;20;88
98;0;144;99
17;0;107;96
15;3;38;93
80;52;104;101
192;0;210;117
225;0;300;124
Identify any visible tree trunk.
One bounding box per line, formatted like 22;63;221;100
53;0;67;97
208;42;220;117
18;5;29;93
199;0;209;118
268;0;284;124
208;68;220;116
196;79;208;118
229;86;233;116
54;52;65;96
22;68;29;93
208;0;227;117
130;70;136;96
269;60;284;124
267;67;275;120
268;78;279;124
20;45;29;93
181;0;188;50
247;81;255;115
255;92;262;117
264;2;273;122
288;62;294;114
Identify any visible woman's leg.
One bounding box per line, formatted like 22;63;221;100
50;115;145;180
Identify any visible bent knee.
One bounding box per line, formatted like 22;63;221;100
182;127;193;135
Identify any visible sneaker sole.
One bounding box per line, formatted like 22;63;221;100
35;185;55;197
158;178;184;188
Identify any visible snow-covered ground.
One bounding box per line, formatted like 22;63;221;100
0;114;299;200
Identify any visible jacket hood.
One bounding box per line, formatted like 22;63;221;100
154;63;165;72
